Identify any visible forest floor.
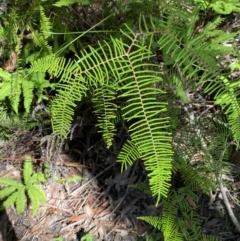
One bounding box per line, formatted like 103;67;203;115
1;2;240;241
1;118;240;241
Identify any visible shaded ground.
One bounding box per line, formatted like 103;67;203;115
1;119;240;241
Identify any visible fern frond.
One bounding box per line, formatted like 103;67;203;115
205;76;240;142
118;140;142;171
30;54;67;78
54;0;90;7
92;84;118;148
0;178;22;187
139;216;162;230
1;191;19;210
39;6;52;38
0;186;18;199
0;81;12;102
21;78;34;113
15;187;26;214
31;31;52;54
50;23;173;201
27;184;46;216
0;68;12;80
23;157;33;186
113;25;173;202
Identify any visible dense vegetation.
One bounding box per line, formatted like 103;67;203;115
0;0;240;240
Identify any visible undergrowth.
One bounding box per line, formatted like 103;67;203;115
0;0;240;240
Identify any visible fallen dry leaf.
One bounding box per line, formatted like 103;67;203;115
68;213;86;222
3;51;17;72
186;195;197;207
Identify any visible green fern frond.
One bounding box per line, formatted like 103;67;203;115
0;178;22;187
0;68;12;80
54;0;91;7
139;216;162;230
31;31;52;54
204;76;240;142
92;84;118;148
30;54;67;77
1;191;19;210
27;184;46;216
175;155;215;193
39;6;52;38
21;78;35;113
23;157;33;185
0;186;19;199
201;234;222;241
15;187;26;214
118;140;142;171
49;23;173;201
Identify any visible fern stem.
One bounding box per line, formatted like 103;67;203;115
219;183;240;233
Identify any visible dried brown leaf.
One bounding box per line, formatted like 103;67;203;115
68;213;86;222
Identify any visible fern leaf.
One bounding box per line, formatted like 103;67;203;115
204;76;240;142
27;184;46;216
92;84;118;148
39;6;52;38
139;216;162;230
118;140;142;171
51;78;87;138
30;54;67;78
0;81;11;101
0;68;12;80
1;191;19;209
22;78;34;113
31;31;52;54
15;187;26;214
118;43;173;203
131;183;152;196
23;157;33;185
31;172;47;183
0;178;22;187
54;0;91;7
0;186;18;199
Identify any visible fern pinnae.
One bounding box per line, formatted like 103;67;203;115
92;85;117;148
0;178;22;187
39;5;52;38
23;157;33;186
1;191;19;210
27;184;46;216
117;140;142;171
0;186;19;199
15;187;26;214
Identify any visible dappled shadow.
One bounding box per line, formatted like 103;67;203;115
0;210;17;241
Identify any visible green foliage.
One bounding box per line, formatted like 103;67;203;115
140;188;221;241
81;233;94;241
194;0;240;14
54;0;93;7
1;0;240;239
47;25;173;202
0;156;47;216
